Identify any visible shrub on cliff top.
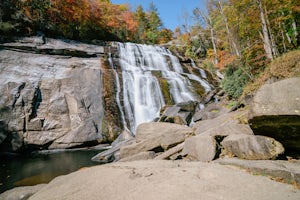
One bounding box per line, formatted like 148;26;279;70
243;50;300;96
222;67;250;99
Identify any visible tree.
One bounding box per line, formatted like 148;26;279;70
135;5;147;42
145;2;163;43
217;0;241;58
193;7;218;64
257;0;273;60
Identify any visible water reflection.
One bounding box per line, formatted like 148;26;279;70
0;150;100;193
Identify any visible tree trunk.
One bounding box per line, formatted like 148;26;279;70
207;15;218;65
291;11;298;46
280;23;287;52
257;0;273;60
264;4;278;57
218;0;240;58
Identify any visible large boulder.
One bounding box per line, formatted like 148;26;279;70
193;111;253;137
221;135;284;160
193;103;229;122
120;122;194;159
182;135;216;162
135;122;194;144
158;101;198;125
248;78;300;150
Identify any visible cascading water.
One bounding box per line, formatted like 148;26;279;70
112;42;213;133
107;48;127;130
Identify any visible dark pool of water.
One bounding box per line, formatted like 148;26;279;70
0;149;101;193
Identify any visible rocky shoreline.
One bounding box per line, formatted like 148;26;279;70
2;77;300;199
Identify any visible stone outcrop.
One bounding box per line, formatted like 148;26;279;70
0;37;107;151
1;37;105;57
221;135;284;160
248;78;300;150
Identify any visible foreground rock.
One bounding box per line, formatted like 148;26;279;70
119;122;193;159
249;78;300;150
91;130;135;163
216;158;300;186
193;103;229;122
193;111;253;137
182;135;216;161
221;135;284;160
0;184;46;200
9;160;299;200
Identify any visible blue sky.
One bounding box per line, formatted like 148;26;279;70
111;0;206;31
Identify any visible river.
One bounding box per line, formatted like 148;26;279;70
0;149;102;193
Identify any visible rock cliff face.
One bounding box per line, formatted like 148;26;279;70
0;37;214;152
0;39;105;151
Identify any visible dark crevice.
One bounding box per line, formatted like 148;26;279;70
214;135;227;160
11;82;26;109
150;146;164;153
93;121;99;133
66;141;100;149
29;86;42;121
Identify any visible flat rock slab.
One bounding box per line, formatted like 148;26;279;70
24;160;300;200
119;151;156;162
0;184;46;200
216;158;300;186
193;111;252;136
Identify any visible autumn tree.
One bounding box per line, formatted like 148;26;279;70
145;2;163;44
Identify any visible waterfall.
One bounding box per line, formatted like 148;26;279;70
112;42;212;133
107;49;127;130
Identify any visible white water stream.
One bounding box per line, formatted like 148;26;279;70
115;42;212;133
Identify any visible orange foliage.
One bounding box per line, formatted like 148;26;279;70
121;11;137;33
216;50;236;70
